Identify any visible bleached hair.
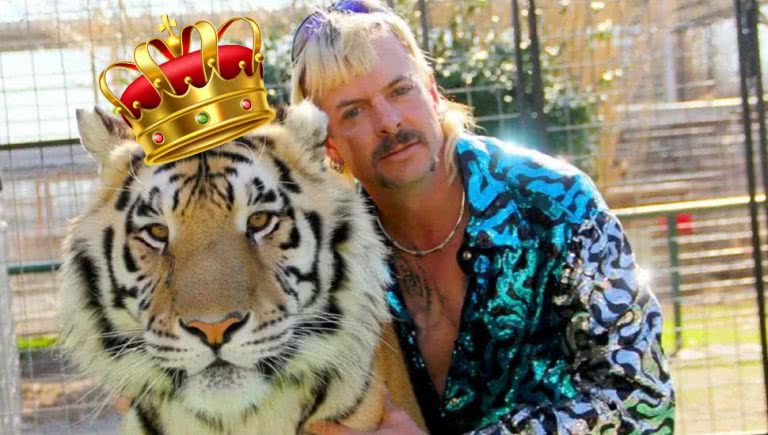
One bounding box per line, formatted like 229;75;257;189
290;0;474;178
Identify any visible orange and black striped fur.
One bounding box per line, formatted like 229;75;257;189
60;102;423;434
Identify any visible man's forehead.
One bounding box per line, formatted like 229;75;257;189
323;36;421;104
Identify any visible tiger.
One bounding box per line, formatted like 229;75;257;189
59;102;424;435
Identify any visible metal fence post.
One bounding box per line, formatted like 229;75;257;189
734;0;768;417
526;0;549;153
416;0;430;54
0;218;21;434
666;212;683;355
510;0;548;152
510;0;529;135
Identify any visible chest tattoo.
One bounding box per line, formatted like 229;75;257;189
392;254;434;313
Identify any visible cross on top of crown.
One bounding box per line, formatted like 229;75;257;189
157;15;182;55
157;15;178;36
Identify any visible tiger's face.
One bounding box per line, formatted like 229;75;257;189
60;103;391;422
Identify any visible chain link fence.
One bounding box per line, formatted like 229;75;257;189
1;0;767;433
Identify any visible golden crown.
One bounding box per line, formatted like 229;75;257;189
99;15;275;165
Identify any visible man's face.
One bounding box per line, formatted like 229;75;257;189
317;34;444;190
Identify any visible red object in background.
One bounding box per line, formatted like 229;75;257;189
659;213;694;236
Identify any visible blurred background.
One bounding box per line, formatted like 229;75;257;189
1;0;767;433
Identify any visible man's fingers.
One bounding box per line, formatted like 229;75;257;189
304;420;357;435
382;388;397;413
111;395;131;415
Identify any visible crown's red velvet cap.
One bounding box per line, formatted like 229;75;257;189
120;45;262;118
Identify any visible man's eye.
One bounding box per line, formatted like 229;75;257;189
393;85;413;96
342;107;361;120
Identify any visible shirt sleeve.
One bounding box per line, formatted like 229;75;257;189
468;211;675;435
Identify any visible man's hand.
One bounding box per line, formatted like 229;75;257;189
112;395;132;415
304;393;425;435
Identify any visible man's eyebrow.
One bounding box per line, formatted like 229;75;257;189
336;98;367;110
384;75;411;89
335;75;413;109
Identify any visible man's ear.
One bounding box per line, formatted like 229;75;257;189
75;106;134;166
325;137;342;162
426;73;440;108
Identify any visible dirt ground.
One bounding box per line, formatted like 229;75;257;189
18;357;767;435
21;376;121;434
15;297;768;434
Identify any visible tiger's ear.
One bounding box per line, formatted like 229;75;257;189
283;100;328;163
76;106;135;166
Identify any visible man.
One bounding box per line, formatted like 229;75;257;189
291;1;675;434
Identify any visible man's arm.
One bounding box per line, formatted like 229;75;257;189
470;211;675;435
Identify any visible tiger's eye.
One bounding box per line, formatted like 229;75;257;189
247;212;271;231
147;224;169;242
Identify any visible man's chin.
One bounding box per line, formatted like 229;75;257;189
375;161;436;189
180;367;269;416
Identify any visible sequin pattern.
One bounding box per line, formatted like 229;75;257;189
386;135;674;434
470;213;675;434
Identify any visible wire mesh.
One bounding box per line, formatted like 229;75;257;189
0;0;766;433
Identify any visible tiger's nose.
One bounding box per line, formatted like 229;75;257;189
180;313;248;350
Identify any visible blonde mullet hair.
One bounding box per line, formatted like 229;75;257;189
290;2;474;178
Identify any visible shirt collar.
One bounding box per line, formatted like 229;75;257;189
456;134;534;250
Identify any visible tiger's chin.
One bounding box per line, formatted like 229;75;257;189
179;364;269;417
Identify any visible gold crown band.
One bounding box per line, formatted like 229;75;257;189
149;107;274;164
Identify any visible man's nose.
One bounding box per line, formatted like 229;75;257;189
373;98;402;136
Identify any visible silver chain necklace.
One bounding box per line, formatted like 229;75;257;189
376;191;466;257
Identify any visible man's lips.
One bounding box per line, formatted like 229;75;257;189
380;140;419;159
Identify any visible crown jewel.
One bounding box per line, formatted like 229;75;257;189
99;15;275;165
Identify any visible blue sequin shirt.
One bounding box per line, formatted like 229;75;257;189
385;134;675;434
